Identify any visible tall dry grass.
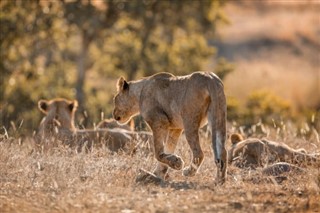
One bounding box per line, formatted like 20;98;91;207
1;121;320;213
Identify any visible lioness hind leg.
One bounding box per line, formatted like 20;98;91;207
215;146;227;184
153;129;182;179
182;128;204;177
212;131;227;184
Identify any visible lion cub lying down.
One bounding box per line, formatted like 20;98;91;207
36;98;137;152
96;118;133;131
228;133;319;168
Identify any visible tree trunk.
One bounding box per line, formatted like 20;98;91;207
76;30;91;112
127;2;158;80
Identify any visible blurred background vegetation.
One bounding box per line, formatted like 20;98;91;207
0;0;319;136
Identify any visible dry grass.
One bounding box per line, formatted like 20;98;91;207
1;123;320;213
1;2;320;212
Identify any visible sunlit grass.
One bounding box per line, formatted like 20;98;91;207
1;120;319;212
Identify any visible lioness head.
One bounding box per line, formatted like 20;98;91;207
113;77;139;124
38;98;78;131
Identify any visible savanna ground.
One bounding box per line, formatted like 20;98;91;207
1;1;320;213
1;123;320;213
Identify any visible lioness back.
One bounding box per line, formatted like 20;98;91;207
140;72;222;129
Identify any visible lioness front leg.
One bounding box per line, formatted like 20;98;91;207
153;129;182;179
182;127;204;177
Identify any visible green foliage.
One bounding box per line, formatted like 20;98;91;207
231;90;293;126
226;96;241;121
246;90;291;120
0;0;229;134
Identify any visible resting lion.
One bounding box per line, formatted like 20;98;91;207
37;98;78;142
96;118;133;131
96;118;153;154
228;133;319;168
37;98;133;152
97;125;153;155
113;72;227;183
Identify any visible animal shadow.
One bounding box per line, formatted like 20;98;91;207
135;168;213;190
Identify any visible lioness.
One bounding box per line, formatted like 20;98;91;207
37;98;133;152
96;118;153;154
113;72;227;183
37;98;78;142
96;118;133;131
228;133;319;168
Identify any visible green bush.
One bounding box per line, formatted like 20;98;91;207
244;89;292;126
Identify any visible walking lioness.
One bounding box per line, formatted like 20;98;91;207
113;72;227;183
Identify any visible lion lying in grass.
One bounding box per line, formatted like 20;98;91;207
96;118;153;154
228;133;319;168
113;72;227;184
36;98;134;152
96;118;133;131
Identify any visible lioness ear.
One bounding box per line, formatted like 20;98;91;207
68;100;78;112
117;77;129;92
230;133;244;145
38;100;49;114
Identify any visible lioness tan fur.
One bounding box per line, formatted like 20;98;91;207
261;162;305;176
37;98;78;142
228;133;319;168
37;98;133;152
96;118;153;154
96;118;133;131
113;72;227;183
